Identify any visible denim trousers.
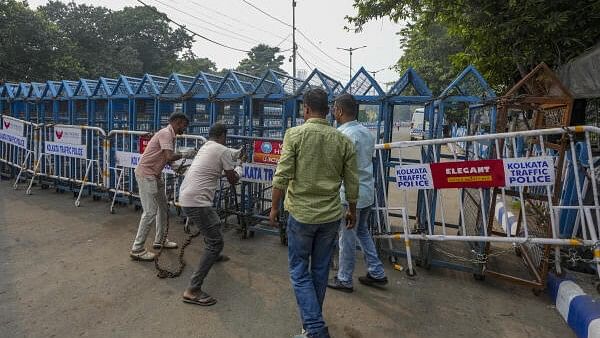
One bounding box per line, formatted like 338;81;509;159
287;215;339;338
336;205;386;285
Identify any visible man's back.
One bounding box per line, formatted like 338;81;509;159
178;141;236;208
338;121;375;209
273;118;358;224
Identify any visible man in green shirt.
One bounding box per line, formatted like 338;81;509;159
270;88;359;338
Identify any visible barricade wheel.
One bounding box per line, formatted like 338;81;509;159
406;269;416;277
473;273;485;281
75;201;80;207
110;207;115;214
388;255;398;264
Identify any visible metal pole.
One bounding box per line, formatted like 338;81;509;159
292;0;297;79
337;46;367;82
349;50;352;81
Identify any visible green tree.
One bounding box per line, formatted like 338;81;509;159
236;44;286;76
347;0;600;92
0;0;82;82
37;1;194;78
397;21;463;95
171;51;217;75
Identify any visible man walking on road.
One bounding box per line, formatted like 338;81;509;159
328;94;388;293
270;88;359;338
179;123;240;306
130;113;189;261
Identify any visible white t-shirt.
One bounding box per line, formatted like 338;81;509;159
178;141;238;207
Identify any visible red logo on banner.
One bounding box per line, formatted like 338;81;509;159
55;130;63;139
253;140;282;164
3;121;9;129
430;159;505;189
139;136;151;154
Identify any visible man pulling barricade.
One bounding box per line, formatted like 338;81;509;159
129;113;193;261
178;123;241;306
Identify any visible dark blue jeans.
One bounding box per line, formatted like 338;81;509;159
287;215;339;338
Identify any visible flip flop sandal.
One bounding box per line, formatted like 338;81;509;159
182;292;217;306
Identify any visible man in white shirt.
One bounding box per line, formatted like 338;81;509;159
178;123;240;306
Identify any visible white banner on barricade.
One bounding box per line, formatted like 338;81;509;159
241;162;276;183
54;126;82;145
114;150;176;174
44;141;87;159
2;116;24;137
503;156;555;187
395;164;434;190
0;131;28;149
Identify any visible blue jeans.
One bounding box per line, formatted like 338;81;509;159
287;215;339;338
337;205;386;286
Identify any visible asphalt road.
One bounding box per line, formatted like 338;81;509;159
0;173;573;338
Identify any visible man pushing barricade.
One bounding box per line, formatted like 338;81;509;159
328;93;388;293
270;88;359;338
130;112;191;261
178;123;241;306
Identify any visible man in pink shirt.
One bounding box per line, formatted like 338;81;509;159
130;113;189;261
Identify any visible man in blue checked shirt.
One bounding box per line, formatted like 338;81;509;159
328;93;388;293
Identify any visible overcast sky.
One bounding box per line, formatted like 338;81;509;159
28;0;405;86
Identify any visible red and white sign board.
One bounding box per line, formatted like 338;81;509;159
54;126;82;145
395;157;555;190
430;159;505;189
253;140;282;165
139;136;151;154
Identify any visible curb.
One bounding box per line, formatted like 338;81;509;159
547;273;600;338
494;201;517;236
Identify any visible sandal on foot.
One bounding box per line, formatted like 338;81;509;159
182;292;217;306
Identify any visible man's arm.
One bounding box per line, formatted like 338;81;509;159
223;169;239;186
162;149;182;162
342;140;359;229
269;131;295;227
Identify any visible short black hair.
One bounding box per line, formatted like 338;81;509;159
303;88;329;115
334;93;358;119
169;112;189;123
209;123;228;139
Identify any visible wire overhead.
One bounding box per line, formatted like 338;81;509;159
240;0;350;69
152;0;262;45
186;0;288;40
136;0;250;53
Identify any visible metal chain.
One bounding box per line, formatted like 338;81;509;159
153;162;195;279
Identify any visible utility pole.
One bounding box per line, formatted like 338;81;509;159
292;0;297;79
337;45;366;82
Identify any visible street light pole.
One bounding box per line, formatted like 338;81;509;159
292;0;297;79
337;45;367;81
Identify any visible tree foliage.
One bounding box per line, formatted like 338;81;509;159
236;44;286;76
0;0;195;82
348;0;600;93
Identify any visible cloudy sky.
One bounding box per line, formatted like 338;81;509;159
28;0;405;86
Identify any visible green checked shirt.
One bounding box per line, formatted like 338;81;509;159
273;118;359;224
